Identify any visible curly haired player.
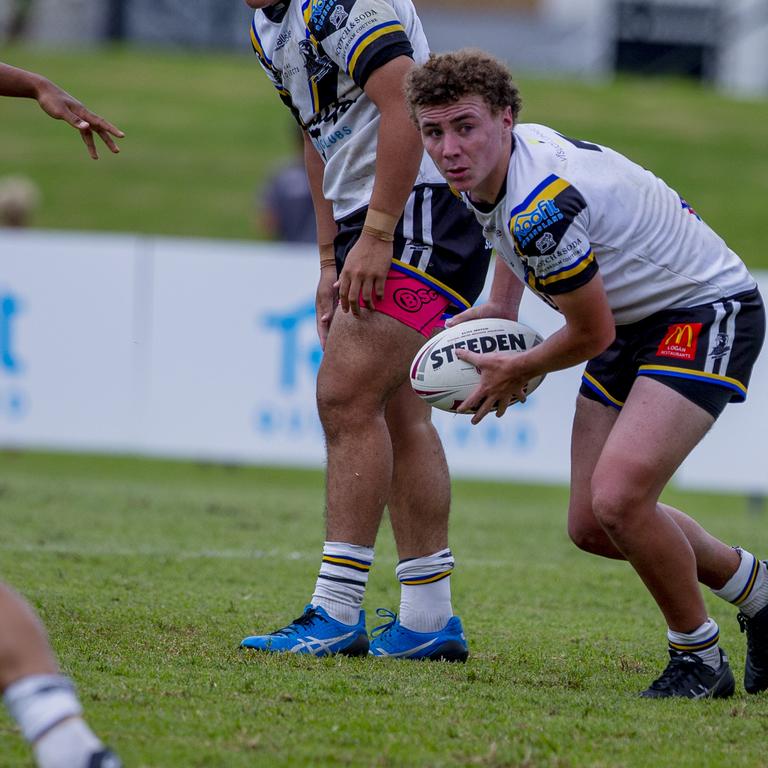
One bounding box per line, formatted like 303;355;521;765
406;49;767;699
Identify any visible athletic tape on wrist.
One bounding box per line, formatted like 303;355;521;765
364;208;398;236
319;243;335;269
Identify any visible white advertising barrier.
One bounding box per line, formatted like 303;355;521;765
0;228;765;492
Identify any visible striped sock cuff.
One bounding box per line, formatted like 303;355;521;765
312;542;374;622
667;618;721;669
667;622;720;654
3;675;83;743
712;548;761;605
317;542;373;588
396;548;454;586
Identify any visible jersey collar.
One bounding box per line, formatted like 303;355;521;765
263;1;291;23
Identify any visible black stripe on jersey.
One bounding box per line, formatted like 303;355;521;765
313;44;341;113
413;186;424;245
712;299;733;376
351;36;413;89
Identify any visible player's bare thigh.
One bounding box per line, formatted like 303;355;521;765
318;308;428;409
567;394;619;549
591;376;715;522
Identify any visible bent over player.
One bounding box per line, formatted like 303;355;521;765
406;50;767;698
239;1;491;659
0;63;123;766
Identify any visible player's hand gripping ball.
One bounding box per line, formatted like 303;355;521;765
410;318;546;413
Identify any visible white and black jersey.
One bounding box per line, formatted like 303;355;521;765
249;0;491;311
468;124;756;325
250;0;444;220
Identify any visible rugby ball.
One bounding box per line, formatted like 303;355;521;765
410;318;545;413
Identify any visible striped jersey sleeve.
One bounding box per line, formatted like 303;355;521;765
508;173;597;296
308;0;414;89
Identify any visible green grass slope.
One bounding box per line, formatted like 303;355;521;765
0;47;767;266
1;451;767;767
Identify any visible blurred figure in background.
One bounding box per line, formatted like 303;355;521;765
0;61;123;768
0;175;40;228
259;125;317;243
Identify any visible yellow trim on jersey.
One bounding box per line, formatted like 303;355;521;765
638;365;747;397
302;0;318;44
507;176;572;238
348;23;407;79
582;372;625;408
538;250;596;287
392;259;471;310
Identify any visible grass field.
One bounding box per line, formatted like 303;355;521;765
1;451;768;767
0;47;767;267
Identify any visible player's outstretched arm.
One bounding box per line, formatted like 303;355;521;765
0;62;124;159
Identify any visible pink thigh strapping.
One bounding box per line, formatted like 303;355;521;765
367;269;450;338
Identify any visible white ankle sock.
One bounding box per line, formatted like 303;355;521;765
396;548;454;632
667;617;721;670
34;717;103;768
712;548;768;618
3;674;102;768
311;541;373;624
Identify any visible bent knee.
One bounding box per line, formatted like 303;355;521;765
567;509;611;555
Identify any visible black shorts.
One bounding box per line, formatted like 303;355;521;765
334;183;492;314
580;287;766;419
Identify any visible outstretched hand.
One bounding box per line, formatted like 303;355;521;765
36;79;124;159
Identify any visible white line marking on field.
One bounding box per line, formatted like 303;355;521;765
0;542;510;567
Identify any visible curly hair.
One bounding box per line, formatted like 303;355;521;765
405;49;522;124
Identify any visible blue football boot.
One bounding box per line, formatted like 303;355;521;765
240;604;369;656
368;608;469;662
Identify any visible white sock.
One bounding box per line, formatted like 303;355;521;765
311;541;373;625
3;674;102;768
396;548;454;632
667;617;721;670
34;717;103;768
712;548;768;617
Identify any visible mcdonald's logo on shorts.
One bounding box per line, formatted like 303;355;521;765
656;322;703;361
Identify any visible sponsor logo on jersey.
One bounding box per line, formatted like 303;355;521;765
307;97;355;129
330;4;349;29
554;237;582;258
709;332;731;359
334;10;379;57
429;332;530;370
298;39;334;82
314;125;353;152
394;287;439;313
535;232;556;254
275;30;292;50
482;224;504;240
656;323;702;361
513;199;564;249
309;0;339;27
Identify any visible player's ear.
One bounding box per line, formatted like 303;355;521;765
502;106;514;131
